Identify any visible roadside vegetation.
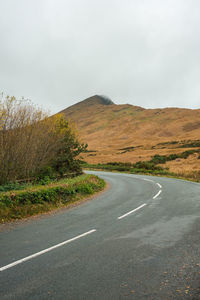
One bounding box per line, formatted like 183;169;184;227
0;174;105;223
0;95;105;223
0;95;88;184
81;148;200;182
81;161;174;176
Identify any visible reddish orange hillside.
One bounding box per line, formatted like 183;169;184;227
60;95;199;151
60;95;200;177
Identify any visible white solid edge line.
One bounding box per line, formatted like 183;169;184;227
118;203;147;220
0;229;96;272
156;183;162;188
153;190;162;199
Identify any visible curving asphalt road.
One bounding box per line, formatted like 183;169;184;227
0;171;200;299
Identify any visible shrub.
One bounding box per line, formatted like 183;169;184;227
0;95;87;184
149;150;200;165
36;166;56;181
150;155;168;164
179;150;196;159
133;161;163;171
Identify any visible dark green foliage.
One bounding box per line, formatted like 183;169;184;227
81;148;200;177
51;118;88;177
150;154;169;164
130;168;173;176
0;176;104;207
81;162;131;172
0;182;32;192
0;175;105;222
133;161;163;171
152;140;200;150
105;162;132;171
157;141;178;146
75;184;93;194
167;154;179;160
179;150;199;158
179;140;200;148
81;161;169;175
35;166;56;181
107;162;132;166
150;149;200;164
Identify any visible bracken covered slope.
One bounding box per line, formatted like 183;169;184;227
60;95;200;146
60;95;200;173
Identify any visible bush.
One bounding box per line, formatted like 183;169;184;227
133;161;163;171
76;184;93;194
0;95;87;184
36;166;56;181
149;150;200;165
82;161;167;173
150;154;168;164
179;150;196;159
130;168;171;175
179;140;200;148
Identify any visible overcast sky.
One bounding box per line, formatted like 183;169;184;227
0;0;200;113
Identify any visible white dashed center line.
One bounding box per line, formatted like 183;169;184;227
156;183;162;188
153;189;162;199
118;203;147;220
0;229;96;272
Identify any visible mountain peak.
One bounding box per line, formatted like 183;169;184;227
60;95;114;114
75;95;114;106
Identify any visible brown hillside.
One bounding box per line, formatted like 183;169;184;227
60;95;200;176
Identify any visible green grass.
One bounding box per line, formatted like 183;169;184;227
0;174;105;223
0;181;33;192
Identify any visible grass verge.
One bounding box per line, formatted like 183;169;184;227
82;161;200;183
0;174;105;223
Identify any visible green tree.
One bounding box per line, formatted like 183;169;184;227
51;117;87;176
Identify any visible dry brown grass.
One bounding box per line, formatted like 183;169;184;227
159;153;200;180
60;95;200;178
82;147;196;164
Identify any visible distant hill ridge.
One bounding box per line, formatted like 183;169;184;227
60;95;200;162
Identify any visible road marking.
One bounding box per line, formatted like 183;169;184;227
0;229;96;272
156;183;162;188
118;203;147;220
153;190;162;199
142;178;154;183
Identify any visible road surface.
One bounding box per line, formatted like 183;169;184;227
0;171;200;299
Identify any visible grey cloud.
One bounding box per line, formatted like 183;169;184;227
0;0;200;113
